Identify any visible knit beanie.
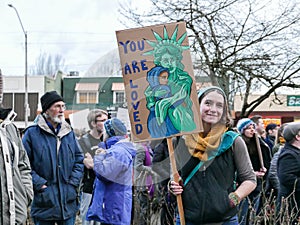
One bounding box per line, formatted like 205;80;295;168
266;123;277;133
197;86;227;102
236;118;256;134
283;122;300;143
41;91;63;112
104;118;127;137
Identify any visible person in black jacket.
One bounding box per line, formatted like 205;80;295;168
78;109;108;225
236;118;272;225
265;123;278;151
277;122;300;224
267;123;287;201
169;86;256;225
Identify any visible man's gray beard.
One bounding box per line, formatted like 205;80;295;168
43;112;65;124
53;115;65;124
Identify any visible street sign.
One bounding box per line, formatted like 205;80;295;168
287;95;300;106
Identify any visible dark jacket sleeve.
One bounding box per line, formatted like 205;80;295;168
22;127;48;191
278;151;300;192
152;140;170;181
68;135;84;187
261;139;272;171
268;150;280;191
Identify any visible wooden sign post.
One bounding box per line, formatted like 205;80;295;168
255;133;264;169
167;137;185;225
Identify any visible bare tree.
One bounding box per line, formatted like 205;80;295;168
30;52;66;76
120;0;300;117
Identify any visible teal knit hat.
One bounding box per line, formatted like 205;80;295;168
237;118;256;134
197;86;227;102
104;118;127;137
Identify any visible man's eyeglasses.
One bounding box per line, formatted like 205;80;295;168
96;119;106;123
52;104;66;110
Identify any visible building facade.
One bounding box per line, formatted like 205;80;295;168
2;72;63;128
3;72;300;129
234;94;300;125
62;76;125;116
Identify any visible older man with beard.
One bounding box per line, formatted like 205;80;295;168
22;91;84;225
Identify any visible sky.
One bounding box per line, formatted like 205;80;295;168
0;0;286;77
0;0;138;76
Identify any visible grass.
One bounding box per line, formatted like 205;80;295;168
25;186;299;225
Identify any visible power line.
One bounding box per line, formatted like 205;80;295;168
0;40;116;45
0;31;115;36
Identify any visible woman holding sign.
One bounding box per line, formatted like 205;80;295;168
169;86;256;225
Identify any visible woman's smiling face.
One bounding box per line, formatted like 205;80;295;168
200;91;224;125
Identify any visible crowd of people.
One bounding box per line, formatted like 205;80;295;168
1;87;300;225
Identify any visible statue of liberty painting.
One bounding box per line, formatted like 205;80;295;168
144;25;196;138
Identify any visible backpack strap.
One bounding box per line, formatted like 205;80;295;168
184;158;214;186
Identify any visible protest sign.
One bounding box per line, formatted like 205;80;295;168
116;21;202;142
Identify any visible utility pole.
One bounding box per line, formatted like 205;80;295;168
8;4;29;127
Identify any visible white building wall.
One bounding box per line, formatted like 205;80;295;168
3;75;48;128
3;75;46;111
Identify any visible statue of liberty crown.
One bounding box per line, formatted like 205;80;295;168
143;25;190;56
